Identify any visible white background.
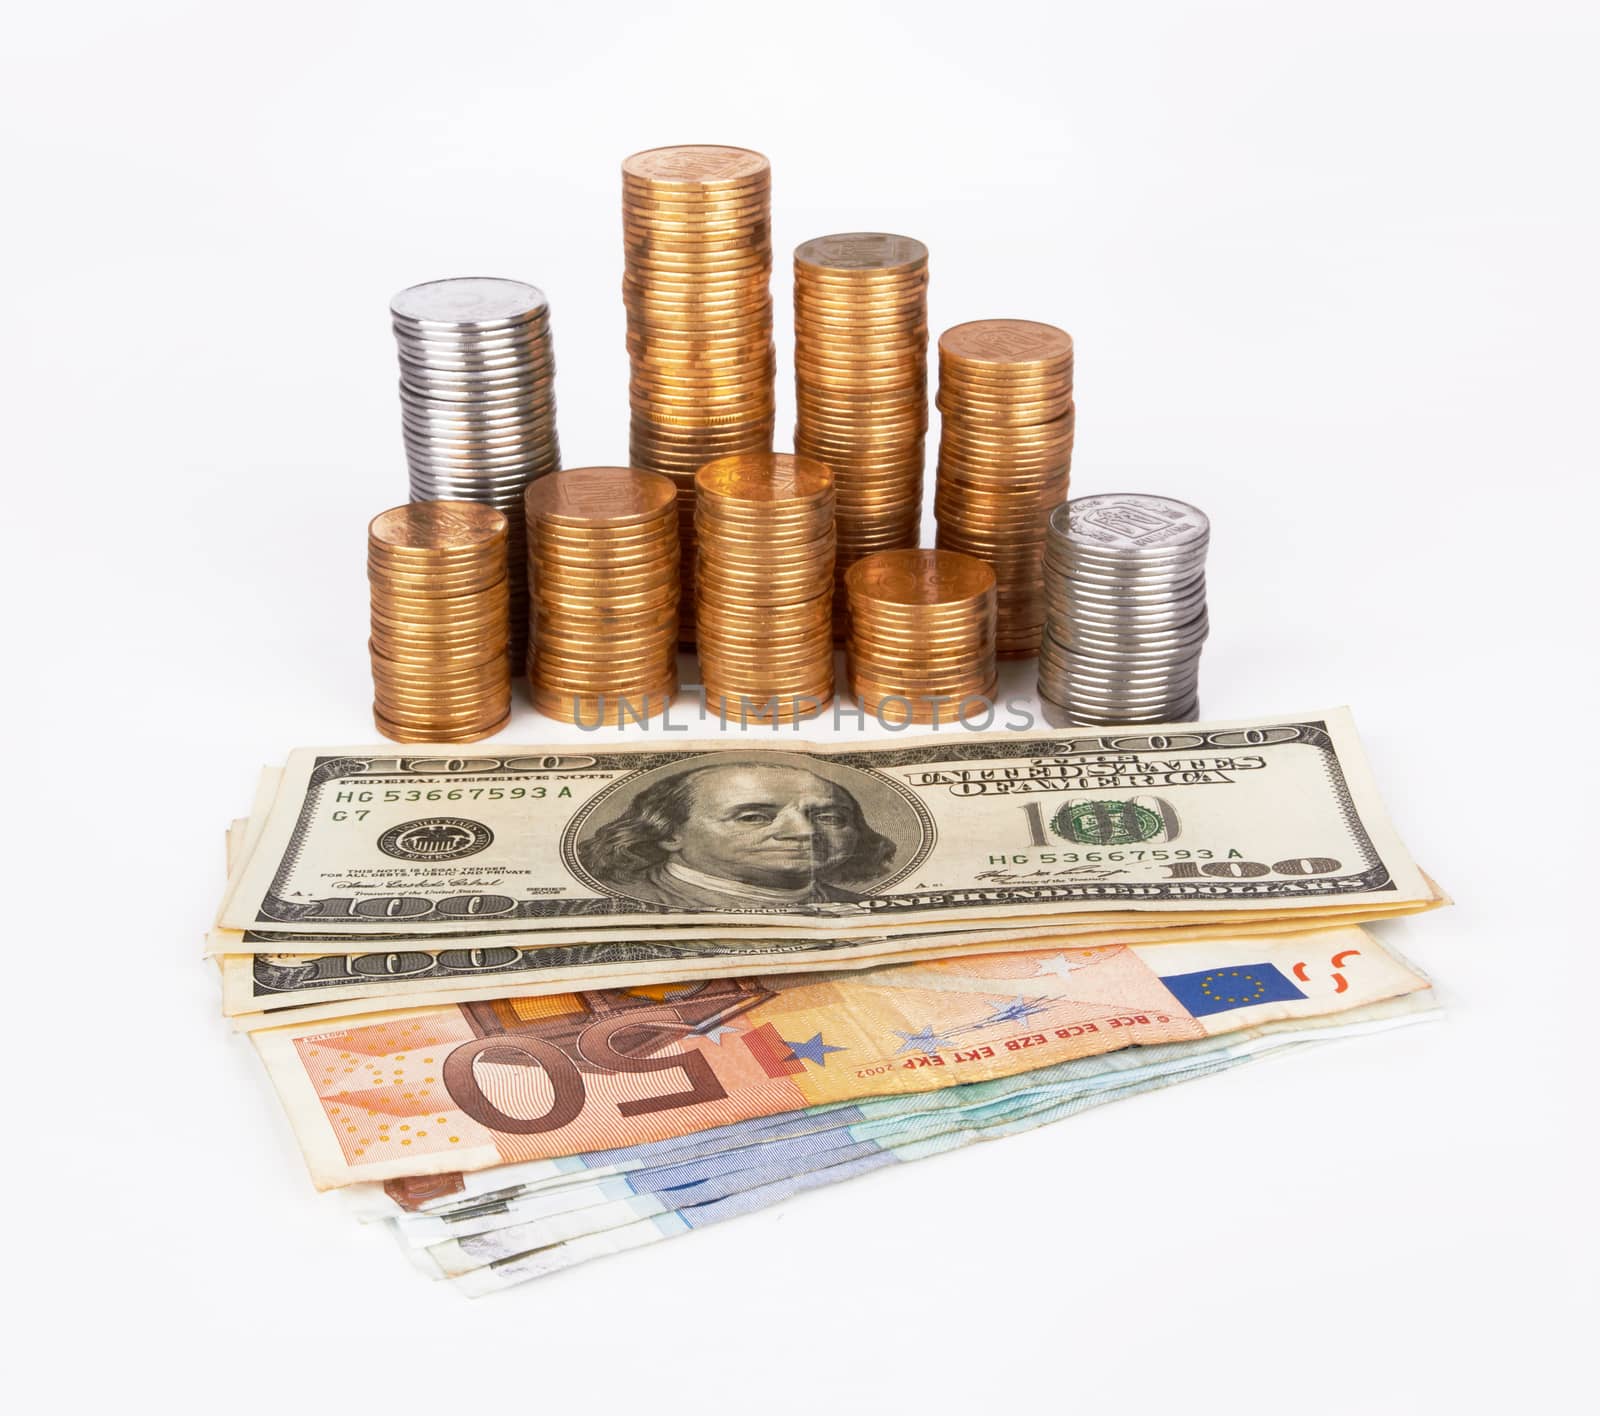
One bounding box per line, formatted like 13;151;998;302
7;2;1596;1409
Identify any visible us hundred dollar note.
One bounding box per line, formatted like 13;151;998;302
220;708;1433;939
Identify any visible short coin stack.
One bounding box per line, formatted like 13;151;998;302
367;501;511;744
793;233;930;636
390;278;560;663
524;467;681;726
934;319;1075;657
694;452;835;720
622;146;776;640
1038;493;1210;726
845;549;997;724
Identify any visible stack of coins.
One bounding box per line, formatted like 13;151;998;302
793;233;929;635
694;453;835;719
933;319;1075;657
1038;493;1210;726
391;277;560;662
524;467;681;725
367;502;512;743
845;549;997;725
622;146;776;639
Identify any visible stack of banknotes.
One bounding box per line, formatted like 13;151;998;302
214;708;1446;1293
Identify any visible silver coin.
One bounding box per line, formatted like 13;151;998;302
1041;674;1202;701
400;429;559;458
1040;678;1200;704
1038;489;1210;723
400;369;556;397
396;347;554;377
393;316;549;344
391;278;549;329
1055;493;1209;553
1040;647;1202;680
401;437;560;467
1050;579;1209;611
400;407;559;436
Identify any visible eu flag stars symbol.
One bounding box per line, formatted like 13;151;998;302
1158;963;1306;1018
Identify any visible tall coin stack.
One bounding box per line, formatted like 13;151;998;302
793;233;929;636
1038;493;1210;726
524;467;681;726
845;549;997;725
694;453;835;720
367;502;512;744
391;277;560;664
933;319;1075;657
622;145;776;640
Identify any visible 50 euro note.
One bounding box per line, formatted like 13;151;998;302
253;922;1428;1190
392;991;1437;1253
425;994;1442;1295
220;708;1437;942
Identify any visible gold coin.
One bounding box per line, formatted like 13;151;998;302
374;693;511;721
373;708;511;743
370;636;506;663
698;667;834;692
794;231;927;272
694;577;833;607
368;501;509;553
367;544;508;574
534;628;678;657
695;647;834;675
369;598;510;625
695;591;833;624
533;666;677;694
530;512;679;540
522;467;675;528
373;697;512;723
848;646;994;676
695;620;833;651
369;581;508;607
368;619;512;644
623;144;770;185
369;636;509;661
369;563;508;590
372;664;509;693
939;319;1072;367
695;450;833;503
847;618;996;652
531;555;680;587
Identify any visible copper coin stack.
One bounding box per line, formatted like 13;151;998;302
694;452;835;720
524;467;681;725
793;233;929;636
622;145;776;640
933;319;1075;657
391;278;559;666
845;549;997;724
367;501;511;744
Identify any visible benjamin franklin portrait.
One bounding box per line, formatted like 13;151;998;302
574;757;910;909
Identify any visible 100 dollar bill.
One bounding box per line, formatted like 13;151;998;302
220;708;1430;938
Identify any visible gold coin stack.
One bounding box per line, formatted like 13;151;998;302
933;319;1075;657
622;145;776;640
794;233;929;638
524;467;681;726
845;549;997;725
694;453;835;720
367;502;511;744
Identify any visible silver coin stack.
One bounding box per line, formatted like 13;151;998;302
391;277;560;661
1038;492;1210;725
